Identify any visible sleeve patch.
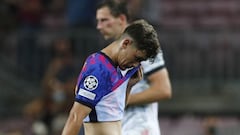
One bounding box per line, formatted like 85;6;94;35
78;88;96;100
83;75;98;90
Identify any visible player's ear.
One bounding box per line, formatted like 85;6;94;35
119;14;127;24
122;38;132;49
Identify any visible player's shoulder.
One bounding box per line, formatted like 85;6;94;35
85;52;109;67
83;52;116;75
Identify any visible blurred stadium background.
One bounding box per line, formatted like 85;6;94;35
0;0;240;135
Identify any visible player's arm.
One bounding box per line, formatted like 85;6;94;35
127;68;172;106
62;102;91;135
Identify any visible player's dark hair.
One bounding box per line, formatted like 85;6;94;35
123;19;160;61
97;0;130;22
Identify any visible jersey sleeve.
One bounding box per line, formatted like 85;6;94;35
141;52;165;76
75;56;112;109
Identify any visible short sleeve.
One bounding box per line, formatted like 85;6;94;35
75;57;112;109
142;52;165;76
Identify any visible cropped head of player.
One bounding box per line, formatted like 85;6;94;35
96;0;129;40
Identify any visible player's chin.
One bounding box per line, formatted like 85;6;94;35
104;35;111;40
101;33;110;39
119;66;127;70
119;67;125;70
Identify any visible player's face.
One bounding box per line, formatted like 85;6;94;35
118;41;147;70
96;6;124;40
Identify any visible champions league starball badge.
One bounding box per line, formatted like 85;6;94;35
84;75;98;90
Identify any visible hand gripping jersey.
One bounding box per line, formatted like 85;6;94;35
122;52;165;135
75;52;139;122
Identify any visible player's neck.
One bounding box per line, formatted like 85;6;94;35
101;41;119;65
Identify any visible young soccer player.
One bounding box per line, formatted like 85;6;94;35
62;19;160;135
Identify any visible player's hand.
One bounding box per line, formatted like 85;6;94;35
127;66;143;89
126;66;143;105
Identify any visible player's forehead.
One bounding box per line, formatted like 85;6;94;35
96;6;114;18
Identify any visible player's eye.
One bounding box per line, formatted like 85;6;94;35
98;18;108;23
